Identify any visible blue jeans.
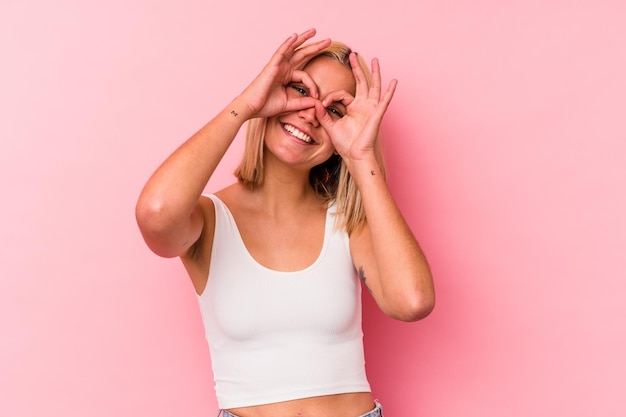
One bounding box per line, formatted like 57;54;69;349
217;400;384;417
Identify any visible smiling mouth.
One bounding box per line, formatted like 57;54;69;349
282;123;315;144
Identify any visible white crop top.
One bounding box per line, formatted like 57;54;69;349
197;194;371;409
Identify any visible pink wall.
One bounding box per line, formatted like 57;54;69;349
2;1;624;416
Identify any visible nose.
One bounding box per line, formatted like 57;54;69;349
298;106;319;127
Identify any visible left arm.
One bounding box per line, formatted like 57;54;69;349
315;54;434;321
348;158;434;322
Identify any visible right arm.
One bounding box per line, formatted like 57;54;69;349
135;102;249;258
135;29;330;259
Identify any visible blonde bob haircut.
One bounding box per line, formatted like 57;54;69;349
234;41;387;234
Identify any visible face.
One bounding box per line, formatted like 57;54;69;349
264;56;356;171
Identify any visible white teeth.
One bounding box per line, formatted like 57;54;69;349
283;124;313;144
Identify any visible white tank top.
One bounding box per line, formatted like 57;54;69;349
197;194;371;409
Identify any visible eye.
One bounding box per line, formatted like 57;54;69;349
289;84;309;97
326;106;344;119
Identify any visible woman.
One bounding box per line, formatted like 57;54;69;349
136;28;434;417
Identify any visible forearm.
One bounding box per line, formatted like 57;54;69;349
136;98;250;251
348;156;434;319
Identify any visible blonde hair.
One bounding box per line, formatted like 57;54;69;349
234;41;387;234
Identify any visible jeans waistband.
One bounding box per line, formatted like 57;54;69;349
217;400;383;417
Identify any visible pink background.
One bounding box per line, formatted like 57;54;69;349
1;1;625;416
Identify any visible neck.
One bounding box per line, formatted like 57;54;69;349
249;155;322;216
258;174;317;212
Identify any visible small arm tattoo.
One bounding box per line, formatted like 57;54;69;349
230;110;238;117
370;170;375;176
358;266;372;294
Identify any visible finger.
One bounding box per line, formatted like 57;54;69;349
313;99;335;130
349;52;370;98
381;79;398;108
369;58;382;101
291;70;319;99
290;38;332;66
285;28;320;62
271;29;316;63
283;97;318;113
292;28;317;50
321;90;355;108
374;79;398;117
273;32;299;60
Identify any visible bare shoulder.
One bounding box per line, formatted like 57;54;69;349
214;182;255;211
